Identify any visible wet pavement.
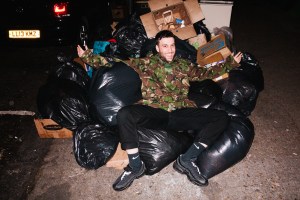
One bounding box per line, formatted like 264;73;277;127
1;1;300;200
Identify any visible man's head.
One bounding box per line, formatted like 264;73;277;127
155;30;176;62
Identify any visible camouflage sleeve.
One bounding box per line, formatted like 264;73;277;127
80;49;113;68
80;49;141;71
189;55;240;81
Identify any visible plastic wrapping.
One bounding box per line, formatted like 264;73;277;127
137;128;193;175
37;78;91;130
88;62;142;126
73;123;119;169
197;116;254;179
188;79;223;108
112;13;148;58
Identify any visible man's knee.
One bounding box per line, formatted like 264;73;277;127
117;106;132;122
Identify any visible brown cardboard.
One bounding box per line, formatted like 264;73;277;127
188;33;207;49
197;52;223;66
140;0;205;40
34;118;73;138
106;143;129;169
196;33;232;65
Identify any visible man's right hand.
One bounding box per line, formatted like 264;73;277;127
77;45;88;57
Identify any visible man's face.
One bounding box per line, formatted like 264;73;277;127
155;37;176;62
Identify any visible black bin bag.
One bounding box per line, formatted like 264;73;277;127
196;116;254;179
233;52;264;93
73;123;119;169
217;70;258;117
89;62;142;126
112;12;148;58
217;52;264;116
137;128;193;175
37;78;91;130
188;79;223;108
211;101;246;118
55;55;90;90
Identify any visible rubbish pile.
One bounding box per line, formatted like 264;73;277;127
36;1;264;180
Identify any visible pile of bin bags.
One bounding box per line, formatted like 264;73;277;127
36;15;264;179
37;50;263;180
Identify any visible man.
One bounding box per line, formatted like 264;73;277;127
78;30;239;191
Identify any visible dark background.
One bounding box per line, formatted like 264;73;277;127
0;1;300;199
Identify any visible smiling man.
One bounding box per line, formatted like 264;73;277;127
78;30;236;191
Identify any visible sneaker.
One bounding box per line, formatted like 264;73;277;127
112;161;146;191
173;155;208;186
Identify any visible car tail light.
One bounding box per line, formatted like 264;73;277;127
54;3;69;17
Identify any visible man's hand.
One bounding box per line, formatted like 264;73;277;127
77;45;88;57
233;52;243;63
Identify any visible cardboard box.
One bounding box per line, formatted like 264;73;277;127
140;0;205;40
106;143;129;169
196;33;232;65
34;118;73;138
188;33;207;49
199;1;233;33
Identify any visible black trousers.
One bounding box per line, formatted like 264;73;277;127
116;104;229;150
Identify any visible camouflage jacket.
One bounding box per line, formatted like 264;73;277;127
81;50;238;111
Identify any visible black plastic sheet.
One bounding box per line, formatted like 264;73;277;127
88;62;142;126
73;123;119;169
197;116;254;179
37;78;91;130
137;128;193;175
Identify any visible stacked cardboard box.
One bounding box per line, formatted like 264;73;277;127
140;0;205;40
196;33;232;66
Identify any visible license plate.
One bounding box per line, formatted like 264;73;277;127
9;30;40;39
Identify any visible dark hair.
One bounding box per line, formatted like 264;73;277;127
155;30;175;45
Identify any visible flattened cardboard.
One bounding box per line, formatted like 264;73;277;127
106;143;129;169
140;0;204;40
34;118;73;138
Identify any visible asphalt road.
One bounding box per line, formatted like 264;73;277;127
0;1;300;199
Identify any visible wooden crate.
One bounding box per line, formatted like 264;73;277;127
34;118;73;138
106;143;128;170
